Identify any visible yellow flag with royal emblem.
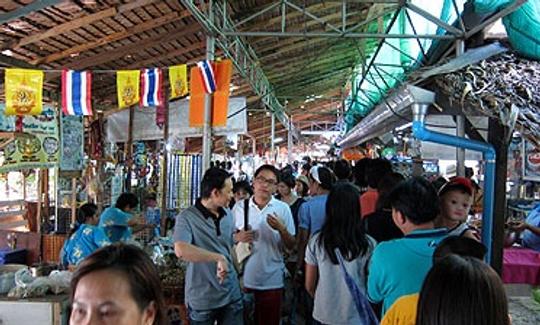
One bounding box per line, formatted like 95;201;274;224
116;70;140;108
169;64;188;99
5;68;44;115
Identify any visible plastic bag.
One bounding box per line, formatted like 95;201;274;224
0;272;16;294
48;270;72;295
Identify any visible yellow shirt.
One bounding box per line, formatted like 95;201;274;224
380;293;419;325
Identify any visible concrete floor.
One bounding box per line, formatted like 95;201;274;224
506;284;540;325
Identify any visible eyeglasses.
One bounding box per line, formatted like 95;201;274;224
255;176;278;186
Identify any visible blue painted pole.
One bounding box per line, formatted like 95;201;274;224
412;104;496;264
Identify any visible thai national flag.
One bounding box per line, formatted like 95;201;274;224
197;60;216;94
140;68;163;107
61;70;92;116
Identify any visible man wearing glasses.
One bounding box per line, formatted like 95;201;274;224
233;164;296;325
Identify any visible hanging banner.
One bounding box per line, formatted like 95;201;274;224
140;68;163;107
116;70;140;109
169;64;188;99
197;60;217;94
60;115;84;171
189;66;205;127
5;68;44;115
107;97;247;142
212;59;233;127
61;70;93;116
0;104;59;172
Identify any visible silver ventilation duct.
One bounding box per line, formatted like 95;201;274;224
338;84;435;148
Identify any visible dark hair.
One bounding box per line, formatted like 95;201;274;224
375;172;405;211
280;165;295;176
318;183;370;264
416;255;509;325
70;243;166;325
145;193;157;201
333;159;352;180
296;177;309;197
69;203;98;236
388;177;439;225
116;193;139;210
201;167;232;199
301;163;311;173
434;236;487;263
309;166;335;191
366;158;392;189
352;158;370;188
279;172;296;189
431;176;448;193
233;180;253;195
254;164;280;182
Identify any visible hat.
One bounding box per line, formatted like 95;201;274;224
296;175;310;188
438;176;474;196
309;166;322;184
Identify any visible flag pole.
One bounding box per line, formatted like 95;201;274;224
202;0;215;174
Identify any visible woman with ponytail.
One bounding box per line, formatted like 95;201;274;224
60;203;111;267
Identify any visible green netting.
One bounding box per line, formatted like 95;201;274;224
475;0;540;60
344;0;465;130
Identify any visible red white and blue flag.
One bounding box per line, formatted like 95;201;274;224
140;68;163;107
197;60;216;94
61;69;92;116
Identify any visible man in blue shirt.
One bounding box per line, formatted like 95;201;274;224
174;167;242;325
99;193;142;242
295;166;335;325
511;203;540;251
297;166;335;270
367;177;447;316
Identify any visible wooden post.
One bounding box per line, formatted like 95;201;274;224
71;178;77;225
160;93;170;236
22;175;27;201
36;169;43;234
125;105;135;192
95;112;104;213
488;118;509;274
42;169;50;220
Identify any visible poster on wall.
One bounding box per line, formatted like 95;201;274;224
0;104;59;173
523;140;540;181
60;115;84;171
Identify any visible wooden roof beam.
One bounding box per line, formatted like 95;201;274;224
1;0;159;51
69;24;201;69
31;9;192;65
0;0;62;25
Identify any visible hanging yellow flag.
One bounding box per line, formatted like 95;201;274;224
5;68;44;115
169;64;188;99
117;70;140;108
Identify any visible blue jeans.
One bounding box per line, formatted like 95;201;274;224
188;299;244;325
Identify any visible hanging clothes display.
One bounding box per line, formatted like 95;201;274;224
166;153;202;210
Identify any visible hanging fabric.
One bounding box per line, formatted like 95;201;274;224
61;69;93;116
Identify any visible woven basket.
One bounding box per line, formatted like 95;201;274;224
41;234;67;264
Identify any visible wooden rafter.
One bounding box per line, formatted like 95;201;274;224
0;0;63;25
0;1;161;52
31;9;192;64
69;24;201;70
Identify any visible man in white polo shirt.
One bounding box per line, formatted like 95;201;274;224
233;164;295;325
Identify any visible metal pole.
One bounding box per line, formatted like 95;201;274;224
288;117;293;164
456;40;466;176
160;86;170;236
271;112;275;162
202;0;215;173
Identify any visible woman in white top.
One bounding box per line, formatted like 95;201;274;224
305;183;376;325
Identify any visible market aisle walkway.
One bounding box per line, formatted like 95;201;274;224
508;296;540;324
